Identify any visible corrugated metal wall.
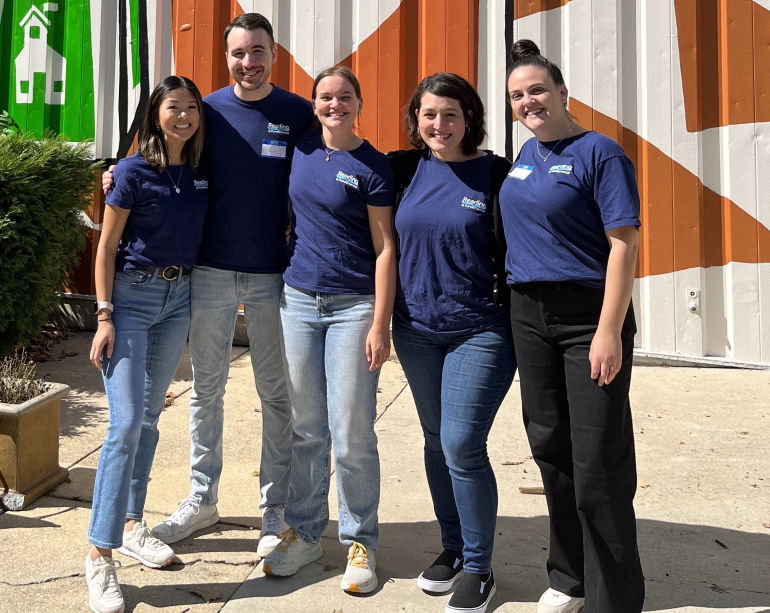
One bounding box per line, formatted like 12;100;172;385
495;0;770;365
2;0;768;365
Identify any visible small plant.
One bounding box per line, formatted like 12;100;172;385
0;351;48;404
0;110;20;136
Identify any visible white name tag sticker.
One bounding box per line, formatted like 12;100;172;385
262;140;288;159
509;164;534;180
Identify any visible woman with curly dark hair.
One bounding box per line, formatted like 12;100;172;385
388;73;516;613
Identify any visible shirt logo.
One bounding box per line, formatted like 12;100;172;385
335;171;359;190
267;122;290;135
194;179;208;190
509;164;534;180
549;164;573;175
461;196;486;212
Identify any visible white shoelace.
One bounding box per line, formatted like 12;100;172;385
92;558;122;593
262;507;282;535
168;499;201;525
134;522;168;551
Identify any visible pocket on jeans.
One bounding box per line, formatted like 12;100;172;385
114;270;151;286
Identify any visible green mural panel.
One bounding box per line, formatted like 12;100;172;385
130;0;141;89
0;0;95;142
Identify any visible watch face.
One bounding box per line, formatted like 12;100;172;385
93;302;100;314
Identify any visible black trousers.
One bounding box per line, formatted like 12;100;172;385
509;282;644;613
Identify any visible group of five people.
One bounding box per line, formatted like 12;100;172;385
87;12;643;613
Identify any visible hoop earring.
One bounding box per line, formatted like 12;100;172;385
465;124;470;134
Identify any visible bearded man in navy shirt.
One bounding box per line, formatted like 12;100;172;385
105;13;314;555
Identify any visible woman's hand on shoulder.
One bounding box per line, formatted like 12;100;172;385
90;321;115;370
102;164;116;195
589;327;622;386
366;324;391;372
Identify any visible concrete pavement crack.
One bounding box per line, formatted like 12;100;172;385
374;379;409;424
177;558;259;568
0;559;259;588
0;572;82;587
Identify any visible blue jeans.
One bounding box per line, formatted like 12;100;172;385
188;266;293;508
280;285;381;549
88;269;191;549
392;313;516;573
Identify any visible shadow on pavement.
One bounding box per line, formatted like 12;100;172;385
110;515;770;612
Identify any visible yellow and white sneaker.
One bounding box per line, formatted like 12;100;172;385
263;528;323;576
340;542;378;594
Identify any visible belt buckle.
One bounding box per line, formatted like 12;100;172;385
161;266;180;281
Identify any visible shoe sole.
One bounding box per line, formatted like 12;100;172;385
341;574;378;594
88;594;125;613
445;583;496;613
150;511;220;545
417;569;464;593
263;543;323;577
116;546;175;569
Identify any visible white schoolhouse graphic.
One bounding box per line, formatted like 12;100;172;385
15;3;66;105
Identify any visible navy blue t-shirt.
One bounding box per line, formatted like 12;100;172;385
500;131;640;287
106;154;209;271
199;85;314;273
395;152;508;333
284;131;394;294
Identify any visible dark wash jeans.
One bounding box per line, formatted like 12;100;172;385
509;282;644;613
392;312;516;573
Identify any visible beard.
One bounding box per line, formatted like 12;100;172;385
233;69;269;92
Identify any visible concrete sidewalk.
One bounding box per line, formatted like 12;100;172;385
1;332;769;613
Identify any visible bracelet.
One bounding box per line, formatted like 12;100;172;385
98;317;112;323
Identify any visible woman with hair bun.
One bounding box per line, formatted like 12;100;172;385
501;40;644;613
389;73;516;613
86;75;208;613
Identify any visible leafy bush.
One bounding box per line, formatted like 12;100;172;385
0;351;48;404
0;130;98;357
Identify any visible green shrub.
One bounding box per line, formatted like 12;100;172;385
0;131;99;357
0;351;48;404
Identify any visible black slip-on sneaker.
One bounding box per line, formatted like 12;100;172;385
445;570;496;613
416;549;464;593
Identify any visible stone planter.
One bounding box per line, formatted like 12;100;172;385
0;383;70;511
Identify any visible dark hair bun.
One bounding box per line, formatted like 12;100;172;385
510;39;541;62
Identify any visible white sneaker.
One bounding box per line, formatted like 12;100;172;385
537;588;585;613
263;528;323;576
150;498;219;544
340;542;378;594
85;554;125;613
118;520;176;568
257;505;286;557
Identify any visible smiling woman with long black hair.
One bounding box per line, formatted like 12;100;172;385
86;75;208;613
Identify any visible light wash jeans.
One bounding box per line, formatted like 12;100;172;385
188;266;292;508
392;312;516;573
88;269;191;549
280;285;381;550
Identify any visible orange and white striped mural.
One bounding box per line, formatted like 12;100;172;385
60;0;770;365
